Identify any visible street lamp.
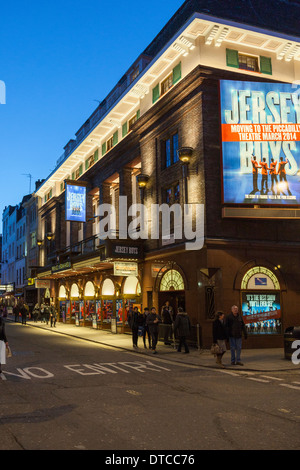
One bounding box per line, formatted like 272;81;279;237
136;174;149;204
178;147;193;203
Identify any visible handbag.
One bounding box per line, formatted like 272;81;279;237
211;343;221;356
138;326;145;337
6;345;12;358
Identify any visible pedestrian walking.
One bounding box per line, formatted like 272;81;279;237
146;307;161;354
20;303;27;325
143;307;152;349
161;301;174;345
212;311;228;367
32;303;40;322
0;313;9;379
13;304;20;322
44;305;50;325
128;306;141;349
225;305;247;366
173;307;191;354
50;304;57;327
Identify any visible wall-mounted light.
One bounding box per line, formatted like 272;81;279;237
46;233;53;241
136;174;149;204
37;240;43;246
178;147;193;203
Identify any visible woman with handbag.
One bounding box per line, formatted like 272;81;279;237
0;314;9;378
212;311;228;367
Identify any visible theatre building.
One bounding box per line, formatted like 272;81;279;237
34;0;300;348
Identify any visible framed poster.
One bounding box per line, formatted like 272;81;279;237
220;80;300;206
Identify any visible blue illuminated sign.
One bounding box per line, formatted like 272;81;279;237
65;183;86;222
220;80;300;205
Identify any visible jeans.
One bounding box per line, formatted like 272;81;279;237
229;337;242;363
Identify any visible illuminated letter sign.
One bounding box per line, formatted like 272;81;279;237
65;182;87;222
220;80;300;205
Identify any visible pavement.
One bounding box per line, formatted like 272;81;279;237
6;316;299;372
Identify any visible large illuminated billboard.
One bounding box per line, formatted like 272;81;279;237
65;182;87;222
220;80;300;205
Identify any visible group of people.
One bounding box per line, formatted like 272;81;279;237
13;302;57;327
127;302;191;355
212;305;248;367
251;155;292;196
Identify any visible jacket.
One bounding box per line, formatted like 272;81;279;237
0;318;8;343
212;318;228;343
174;312;191;337
225;313;247;339
146;313;161;332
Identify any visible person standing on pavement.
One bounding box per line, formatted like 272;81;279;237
50;304;57;327
161;301;174;345
212;311;228;367
20;302;27;325
146;307;161;354
173;307;191;354
13;304;20;322
0;313;9;378
225;305;247;366
143;307;151;349
128;306;141;349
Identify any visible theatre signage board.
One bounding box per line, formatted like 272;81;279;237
65;181;87;222
220;80;300;206
241;292;282;335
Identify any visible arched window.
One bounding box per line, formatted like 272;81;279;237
123;276;141;295
70;283;80;298
59;285;67;298
102;278;115;296
241;266;280;290
84;281;95;297
160;269;185;291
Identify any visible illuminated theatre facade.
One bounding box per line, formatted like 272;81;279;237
34;0;300;348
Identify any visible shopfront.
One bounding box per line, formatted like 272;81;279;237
83;281;96;327
122;275;142;333
70;283;83;325
58;285;69;323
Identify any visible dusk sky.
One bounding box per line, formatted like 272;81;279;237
0;0;184;230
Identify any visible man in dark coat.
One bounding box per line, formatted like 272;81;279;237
146;307;161;354
225;305;247;366
161;301;174;345
128;307;144;349
173;307;191;354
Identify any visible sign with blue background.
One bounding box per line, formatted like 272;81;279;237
65;183;86;222
220;80;300;205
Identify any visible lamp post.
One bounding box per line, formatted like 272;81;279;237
136;174;149;204
178;147;193;204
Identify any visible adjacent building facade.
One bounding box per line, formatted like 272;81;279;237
29;0;300;348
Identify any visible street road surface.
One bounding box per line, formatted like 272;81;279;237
1;322;300;451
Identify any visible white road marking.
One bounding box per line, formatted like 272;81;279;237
261;375;283;381
280;383;300;391
247;377;270;383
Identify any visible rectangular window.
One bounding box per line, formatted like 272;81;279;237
238;53;259;72
226;48;272;75
162;132;179;169
107;136;114;151
128;114;137;131
152;62;182;104
161;73;173;96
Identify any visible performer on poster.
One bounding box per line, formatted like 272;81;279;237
259;158;270;194
251;155;261;193
278;157;292;196
269;158;278;195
